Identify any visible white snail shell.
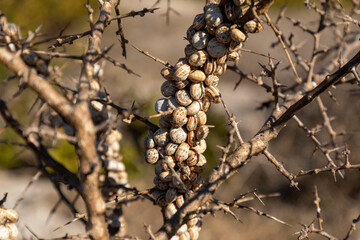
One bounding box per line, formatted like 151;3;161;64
186;101;201;116
207;38;227;58
188;226;200;240
171;107;188;127
175;142;190;162
177;224;189;236
196;111;207;125
165;203;177;220
170;127;187;144
244;20;263;33
176;89;193;107
6;223;18;240
105;159;126;172
0;225;9;240
175;194;185;208
159;171;173;182
154;129;170;146
189;83;204;101
205;74;219;87
192;139;207;154
192;30;210;50
230;26;247;42
145;148;159;164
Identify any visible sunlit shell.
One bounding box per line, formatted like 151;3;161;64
175;79;190;90
104;159;125;172
186;101;201;116
192;13;206;30
214;63;227;76
0;225;9;240
188;226;200;240
175;142;190;162
165;188;177;203
159;115;172;129
228;40;243;53
205;4;224;28
192;139;207;154
177;224;189;236
207;38;227;58
188;50;208;67
187;130;197;147
192;30;209;50
215;24;231;44
173;64;191;81
171;107;188;127
176;89;193;106
6;223;18;240
145;148;159;164
186;26;197;42
228;51;240;61
175;194;185;208
244;20;263;33
153;129;170;146
179;231;191;240
200;96;211;112
204;74;219;87
189;83;204;101
230;26;247;42
3;209;18;223
165;142;179;156
159;171;172;182
196;125;210;141
165;203;177;220
216;55;227;65
170;127;187;144
188;70;206;83
192;154;207;173
170;235;180;240
184;44;198;57
163;155;176;170
225;2;242;21
204;58;217;75
205;85;221;103
160;67;173;80
196;111;207;126
175;58;189;68
161;80;177;97
186;149;198;166
233;0;246;6
186;115;198;132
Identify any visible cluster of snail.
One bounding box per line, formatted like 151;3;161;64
144;0;263;239
0;207;19;240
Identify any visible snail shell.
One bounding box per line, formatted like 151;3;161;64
205;74;219;87
175;142;190;162
192;30;209;50
186;149;198;166
165;188;177;203
207;38;227;58
230;26;247;42
200;96;211;112
173;64;191;81
244;20;263;33
152;189;167;206
205;24;217;36
22;50;38;66
155;98;173;114
3;209;18;223
205;85;221;103
186;115;198;131
189;83;204;101
184;44;198;57
187;130;197;147
196;125;209;141
168;96;181;109
170;235;180;240
192;139;207;154
225;2;243;21
228;40;243;53
175;194;185;208
228;51;240;61
0;225;9;240
216;55;227;64
144;136;156;149
188;70;206;83
233;0;246;6
192;175;204;191
159;171;172;182
171;107;188;127
179;231;191;240
196;111;207;125
160;67;173;80
215;24;231;44
205;4;224;28
192;13;206;30
153;129;170;146
165;203;177;220
145;148;159;164
214;62;227;76
186;26;197;42
188;50;208;67
163;155;176;170
159;115;172;129
177;224;189;236
188;227;200;240
175;79;190;90
186;101;201;116
176;89;193;107
6;223;18;240
165;142;179;156
161;80;177;97
155;160;163;175
104;159;126;172
157;146;166;159
204;58;217;75
170;127;187;144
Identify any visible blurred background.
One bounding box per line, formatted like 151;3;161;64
0;0;359;239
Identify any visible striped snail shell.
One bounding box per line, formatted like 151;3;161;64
159;115;172;129
165;188;177;203
165;142;179;156
224;2;242;21
204;58;217;75
171;107;188;127
152;189;167;206
205;4;224;28
184;44;198;57
154;128;170;146
215;24;231;44
196;125;210;141
186;149;198;166
205;74;219;87
205;85;221;103
243;20;263;33
214;63;227;76
230;25;247;42
145;148;159;164
175;79;190;90
200;96;211;112
192;139;207;154
189;83;204;101
163;155;176;169
207;38;227;58
186;115;198;131
165;203;177;220
186;101;201;116
187;130;197;147
192;155;207;173
196;111;207;125
228;51;240;61
216;55;227;64
161;80;177;97
228;40;243;53
173;63;191;81
188;50;208;67
192;30;210;50
170;127;187;144
233;0;246;6
186;26;197;42
6;223;18;240
155;178;169;191
0;209;18;223
188;70;206;83
192;13;206;30
205;24;217;36
159;171;172;182
176;89;193;107
160;67;173;80
175;142;191;162
177;224;189;236
175;194;185;208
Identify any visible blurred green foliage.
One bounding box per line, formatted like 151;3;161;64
48;141;78;173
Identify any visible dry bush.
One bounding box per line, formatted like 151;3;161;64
0;0;360;239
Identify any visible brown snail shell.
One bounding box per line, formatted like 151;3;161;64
200;96;211;112
173;64;191;81
228;51;240;61
215;24;231;44
186;101;201;116
175;142;190;162
196;125;210;141
216;55;227;64
188;50;208;67
155;160;164;175
196;111;207;126
214;62;227;76
230;26;247;42
175;79;190;89
207;38;227;58
161;80;177;97
163;155;176;170
165;142;179;156
152;189;167;206
192;139;207;154
187;130;197;147
186;115;198;132
171;107;188;127
186;149;198;166
244;20;263;33
205;24;217;36
192;13;206;30
145;148;159;164
189;83;204;101
205;85;221;103
170;127;187;144
192;30;210;50
204;58;217;75
176;89;193;107
228;40;243;53
153;129;170;146
188;70;206;83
